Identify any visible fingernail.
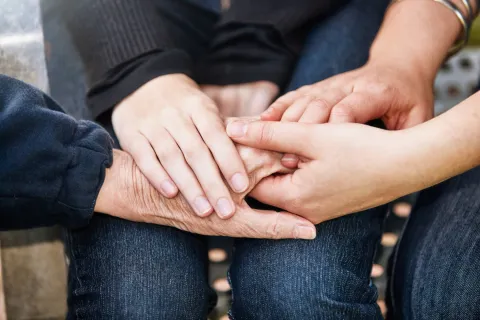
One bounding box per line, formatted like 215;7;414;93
227;121;247;138
282;154;298;163
294;225;316;240
263;108;272;114
217;198;234;218
160;180;177;197
231;173;248;192
194;196;212;216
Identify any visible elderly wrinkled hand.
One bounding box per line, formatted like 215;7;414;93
96;136;316;239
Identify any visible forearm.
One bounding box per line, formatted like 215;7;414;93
396;91;480;193
370;0;477;82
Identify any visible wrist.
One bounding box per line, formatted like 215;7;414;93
94;149;142;218
369;0;464;83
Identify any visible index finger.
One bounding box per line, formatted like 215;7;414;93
226;120;313;156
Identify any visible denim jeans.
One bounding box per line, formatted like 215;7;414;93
42;0;390;318
387;166;480;320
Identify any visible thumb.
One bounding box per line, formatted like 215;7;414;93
329;92;388;124
234;201;316;240
226;120;313;157
249;175;294;209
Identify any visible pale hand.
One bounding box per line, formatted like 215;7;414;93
112;74;249;219
227;120;414;224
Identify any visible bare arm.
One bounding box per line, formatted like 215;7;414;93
225;91;480;223
399;91;480;192
370;0;477;83
263;0;478;132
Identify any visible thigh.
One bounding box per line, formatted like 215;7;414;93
65;214;215;320
287;0;389;91
389;167;480;320
230;203;387;319
228;2;391;319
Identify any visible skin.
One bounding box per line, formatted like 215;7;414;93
261;0;474;166
112;74;249;219
201;81;279;117
226;90;480;223
94;141;317;240
222;0;480;224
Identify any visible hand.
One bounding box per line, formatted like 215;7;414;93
226;120;415;224
95;148;316;240
202;81;279;117
261;62;434;166
262;62;434;129
112;74;249;219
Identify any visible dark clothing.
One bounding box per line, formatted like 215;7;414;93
61;0;346;119
55;0;391;318
0;75;113;230
387;166;480;320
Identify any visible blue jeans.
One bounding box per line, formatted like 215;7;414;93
387;166;480;320
42;0;390;318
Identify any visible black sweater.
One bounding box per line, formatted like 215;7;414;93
0;75;113;230
61;0;347;119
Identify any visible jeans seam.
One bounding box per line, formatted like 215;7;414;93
389;209;411;316
227;243;235;320
65;231;83;320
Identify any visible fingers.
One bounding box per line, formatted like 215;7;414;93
248;175;293;209
223;202;316;240
226;120;313;156
298;89;346;124
120;133;178;198
146;127;214;217
399;106;433;129
281;95;312;122
165;113;237;219
261;90;300;121
279;89;346;165
192;109;250;193
328;92;388;124
153;201;316;240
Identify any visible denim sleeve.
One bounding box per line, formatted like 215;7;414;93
0;75;113;230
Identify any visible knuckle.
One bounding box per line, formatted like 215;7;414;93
309;97;330;110
258;123;275;144
201;121;225;142
158;106;182;120
182;144;209;164
182;145;200;162
266;212;282;239
156;143;181;163
189;95;216;111
298;85;312;93
371;82;393;95
331;105;353;118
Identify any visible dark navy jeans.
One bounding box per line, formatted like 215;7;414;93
387;166;480;320
43;0;390;318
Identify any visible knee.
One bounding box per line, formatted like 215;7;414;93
231;268;379;319
65;217;215;319
229;243;380;319
68;269;214;319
